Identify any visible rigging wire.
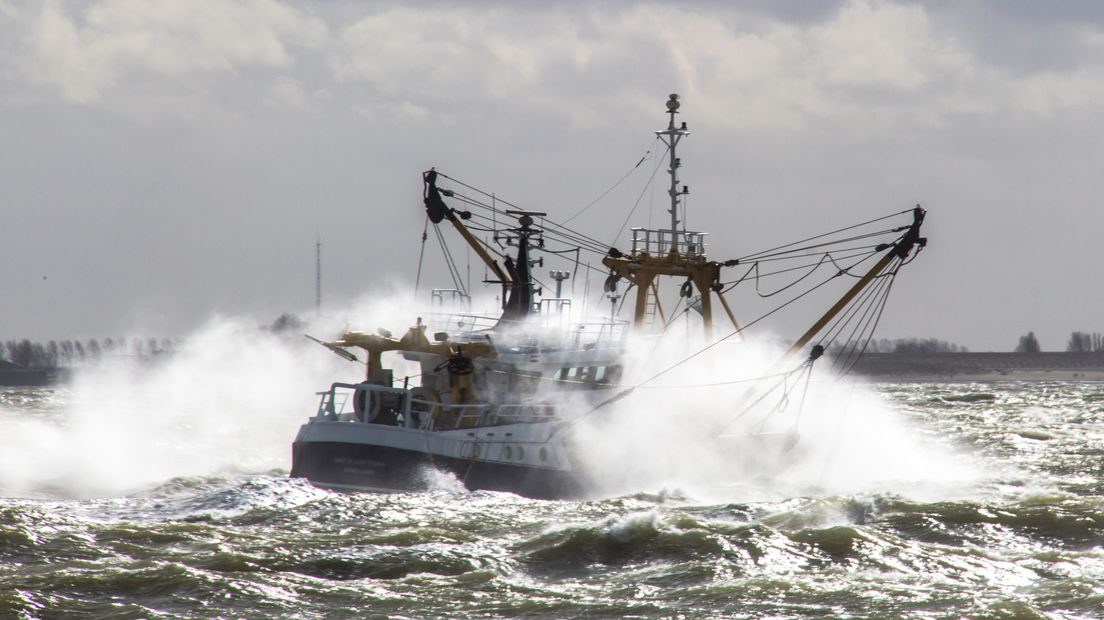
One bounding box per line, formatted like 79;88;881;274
563;137;659;224
433;172;916;283
819;263;892;350
738;229;902;262
456;197;610;256
720;249;880;297
414;184;921;442
832;286;893;377
721;248;876;286
559;227;917;434
752;253;835;298
554;251;872;436
836;276;896;377
432;224;468;296
609;149;670;246
715;360;813;435
735;209;914;262
823;261;900;377
439;180;613;253
414;215;430;298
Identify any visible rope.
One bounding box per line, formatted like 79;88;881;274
462;437;481;484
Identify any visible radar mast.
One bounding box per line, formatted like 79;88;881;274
602;94;740;339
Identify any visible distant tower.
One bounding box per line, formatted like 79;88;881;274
315;237;322;313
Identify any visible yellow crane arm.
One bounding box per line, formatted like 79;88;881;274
447;217;511;285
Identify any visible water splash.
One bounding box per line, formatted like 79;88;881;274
568;332;987;502
0;300;417;498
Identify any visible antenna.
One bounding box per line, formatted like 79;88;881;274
315;236;322;313
656;93;691;243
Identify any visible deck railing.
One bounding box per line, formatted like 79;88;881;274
318;383;560;431
630;227;708;258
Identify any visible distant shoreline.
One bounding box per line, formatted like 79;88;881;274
844;351;1104;382
0;367;70;387
5;352;1104;387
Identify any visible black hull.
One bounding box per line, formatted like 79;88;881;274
291;440;587;500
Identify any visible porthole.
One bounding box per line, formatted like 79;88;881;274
517;446;525;460
503;445;513;460
539;447;548;462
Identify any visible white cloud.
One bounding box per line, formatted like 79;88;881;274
332;6;588;100
13;0;1104;133
26;0;327;103
329;2;969;131
329;1;1104;133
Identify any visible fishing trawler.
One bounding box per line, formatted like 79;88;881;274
290;94;927;499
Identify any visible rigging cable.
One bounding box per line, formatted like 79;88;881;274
436;173;614;253
739;229;902;262
556;231;911;436
834;276;896;378
563;137;659;224
735;209;914;262
609;148;670;246
414;215;430;298
715;356;817;435
432;224;468;296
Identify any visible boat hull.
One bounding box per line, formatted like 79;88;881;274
291;438;587;500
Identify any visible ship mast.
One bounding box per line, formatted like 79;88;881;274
602;94;739;339
659;94;689;243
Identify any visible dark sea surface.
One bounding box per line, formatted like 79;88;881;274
2;382;1103;619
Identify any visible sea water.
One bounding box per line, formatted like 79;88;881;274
1;381;1103;619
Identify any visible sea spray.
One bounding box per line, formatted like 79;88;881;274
567;330;986;502
0;316;348;497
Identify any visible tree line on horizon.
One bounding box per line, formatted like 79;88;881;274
825;338;968;354
2;315;303;369
0;338;177;369
1014;331;1104;353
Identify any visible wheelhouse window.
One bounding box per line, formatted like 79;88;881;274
557;365;621;388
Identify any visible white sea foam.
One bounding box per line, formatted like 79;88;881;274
568;330;987;503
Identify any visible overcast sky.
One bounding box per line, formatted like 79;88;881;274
2;0;1103;352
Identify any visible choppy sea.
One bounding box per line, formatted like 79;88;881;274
2;381;1103;619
